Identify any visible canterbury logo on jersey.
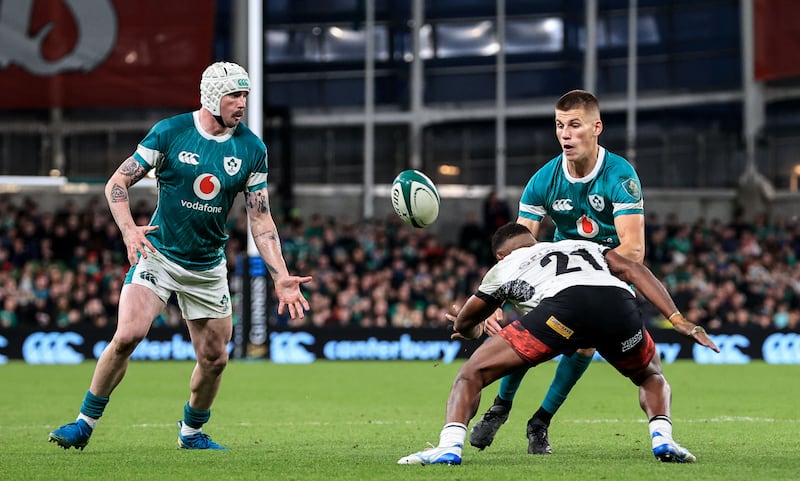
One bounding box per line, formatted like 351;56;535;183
178;151;199;165
551;199;574;211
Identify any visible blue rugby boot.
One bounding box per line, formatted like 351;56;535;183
397;444;462;465
49;419;93;450
177;421;228;450
652;432;696;463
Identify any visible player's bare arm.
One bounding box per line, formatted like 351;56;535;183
515;216;541;238
604;250;719;352
245;187;312;319
448;295;500;340
612;213;645;263
477;216;541;335
245;188;289;279
104;156;158;264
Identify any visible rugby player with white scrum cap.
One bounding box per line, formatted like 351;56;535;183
49;62;311;451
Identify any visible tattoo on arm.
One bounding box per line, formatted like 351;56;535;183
252;230;278;242
109;183;129;203
252;229;282;276
247;190;282;276
245;190;270;215
119;158;148;185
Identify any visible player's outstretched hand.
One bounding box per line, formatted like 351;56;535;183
668;312;720;353
688;325;720;352
275;274;313;319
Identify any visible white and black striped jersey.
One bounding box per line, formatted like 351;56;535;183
476;239;634;312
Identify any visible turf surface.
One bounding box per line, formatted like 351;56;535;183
1;359;798;480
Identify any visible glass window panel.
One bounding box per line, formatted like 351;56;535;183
507;66;577;99
578;18;612;48
267;26;389;64
425;72;495;102
435;21;497;58
505;18;563;54
605;13;661;47
268;0;360;16
637;60;670;91
420;24;435;60
638;15;660;45
606;15;628;47
398;24;435;62
322;25;389;62
672;7;736;42
579;14;662;49
426;0;496;19
266;29;322;63
265;0;290;16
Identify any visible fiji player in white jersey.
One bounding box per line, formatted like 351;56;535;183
471;90;646;455
398;223;718;466
49;62;312;451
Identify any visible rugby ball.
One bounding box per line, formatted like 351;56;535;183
391;169;440;228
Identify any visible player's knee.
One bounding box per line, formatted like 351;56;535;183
628;362;662;386
197;349;228;374
454;363;492;389
109;333;145;355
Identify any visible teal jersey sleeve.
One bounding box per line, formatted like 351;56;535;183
133;111;268;270
602;151;644;217
518;156;561;223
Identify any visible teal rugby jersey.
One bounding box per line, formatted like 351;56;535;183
518;146;643;248
133;111;267;270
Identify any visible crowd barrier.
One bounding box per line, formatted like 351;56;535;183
1;325;798;365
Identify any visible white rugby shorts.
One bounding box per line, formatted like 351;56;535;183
126;248;232;320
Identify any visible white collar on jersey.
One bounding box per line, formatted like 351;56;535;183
193;110;234;143
560;146;606;184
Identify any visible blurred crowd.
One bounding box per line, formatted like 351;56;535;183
1;194;799;332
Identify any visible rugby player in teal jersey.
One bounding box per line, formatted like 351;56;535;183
470;90;646;455
49;62;312;451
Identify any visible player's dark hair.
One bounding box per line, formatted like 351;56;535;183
491;222;532;257
556;89;599;113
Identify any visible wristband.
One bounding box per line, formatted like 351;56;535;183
668;311;682;321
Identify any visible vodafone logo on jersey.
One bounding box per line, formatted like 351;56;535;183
576;215;599;239
193;174;221;200
182;174;223;214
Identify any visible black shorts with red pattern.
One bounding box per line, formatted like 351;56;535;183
498;285;656;378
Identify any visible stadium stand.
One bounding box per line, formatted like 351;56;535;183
1;196;797;332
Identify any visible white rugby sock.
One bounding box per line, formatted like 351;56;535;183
649;415;673;447
77;413;98;430
181;423;202;436
439;422;467;449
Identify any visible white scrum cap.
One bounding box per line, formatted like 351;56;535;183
200;62;250;116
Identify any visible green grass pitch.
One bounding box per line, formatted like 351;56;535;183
1;359;798;481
